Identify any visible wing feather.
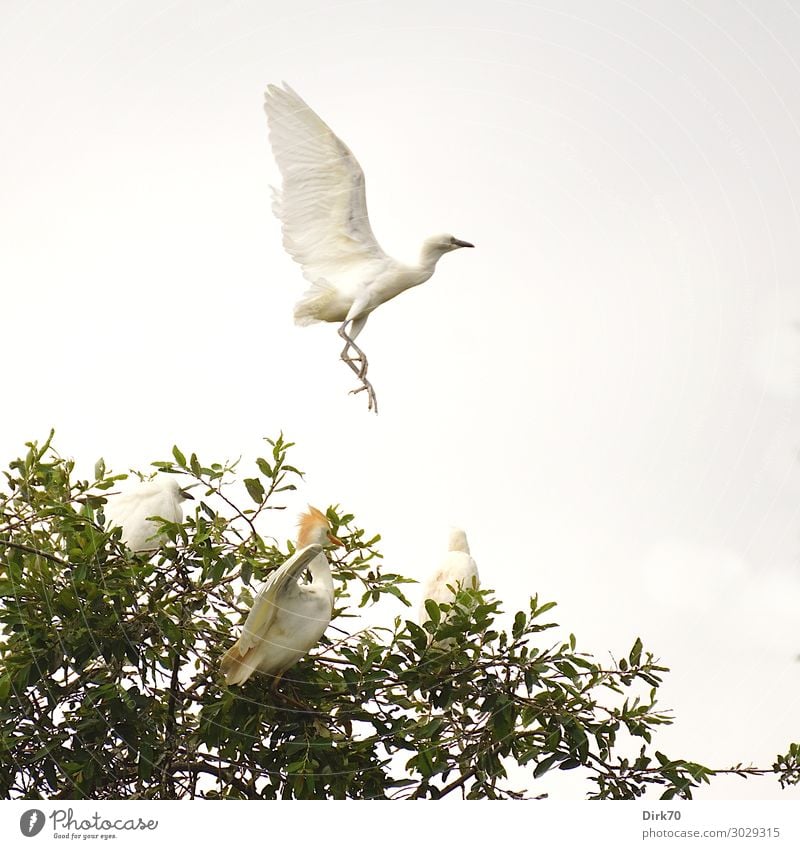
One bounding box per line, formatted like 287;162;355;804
237;544;323;654
263;83;386;284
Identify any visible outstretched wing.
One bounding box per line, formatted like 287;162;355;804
263;83;387;283
236;543;323;654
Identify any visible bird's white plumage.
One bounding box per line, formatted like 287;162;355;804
238;543;325;655
263;83;474;411
419;528;480;625
105;477;189;553
221;508;337;686
222;543;328;684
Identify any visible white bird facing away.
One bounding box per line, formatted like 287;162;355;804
419;528;480;626
105;476;194;553
263;83;475;413
220;507;343;686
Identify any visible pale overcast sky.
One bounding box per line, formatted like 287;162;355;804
2;0;800;799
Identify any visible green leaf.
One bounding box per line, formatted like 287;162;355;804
532;600;557;618
384;585;412;607
534;753;560;778
629;637;643;667
423;599;441;625
244;478;265;504
172;445;187;466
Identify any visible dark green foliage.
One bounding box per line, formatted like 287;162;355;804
0;433;795;799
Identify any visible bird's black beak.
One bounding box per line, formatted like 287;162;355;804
180;484;198;500
452;238;474;248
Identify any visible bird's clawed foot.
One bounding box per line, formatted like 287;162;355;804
349;378;379;414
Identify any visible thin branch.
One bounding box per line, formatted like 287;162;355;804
435;766;479;799
0;539;70;567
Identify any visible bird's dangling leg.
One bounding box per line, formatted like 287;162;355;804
342;334;370;380
337;319;367;377
341;329;378;411
338;317;378;413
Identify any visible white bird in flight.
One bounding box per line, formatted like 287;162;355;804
221;506;343;687
105;476;194;553
263;83;474;413
419;528;480;627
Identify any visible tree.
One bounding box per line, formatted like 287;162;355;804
1;432;798;800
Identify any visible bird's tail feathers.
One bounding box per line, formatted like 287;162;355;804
293;280;338;326
220;643;254;686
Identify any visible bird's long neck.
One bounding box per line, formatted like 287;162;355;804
448;529;470;553
418;242;448;276
297;524;334;595
307;551;334;595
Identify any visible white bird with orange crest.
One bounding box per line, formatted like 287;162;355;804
419;528;480;626
263;83;474;413
221;507;342;686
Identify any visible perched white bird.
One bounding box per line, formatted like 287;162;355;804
105;477;194;553
263;83;474;413
419;528;480;627
221;507;343;686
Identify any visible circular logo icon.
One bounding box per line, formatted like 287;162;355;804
20;810;45;837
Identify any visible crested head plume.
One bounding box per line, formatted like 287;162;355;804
297;505;331;547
